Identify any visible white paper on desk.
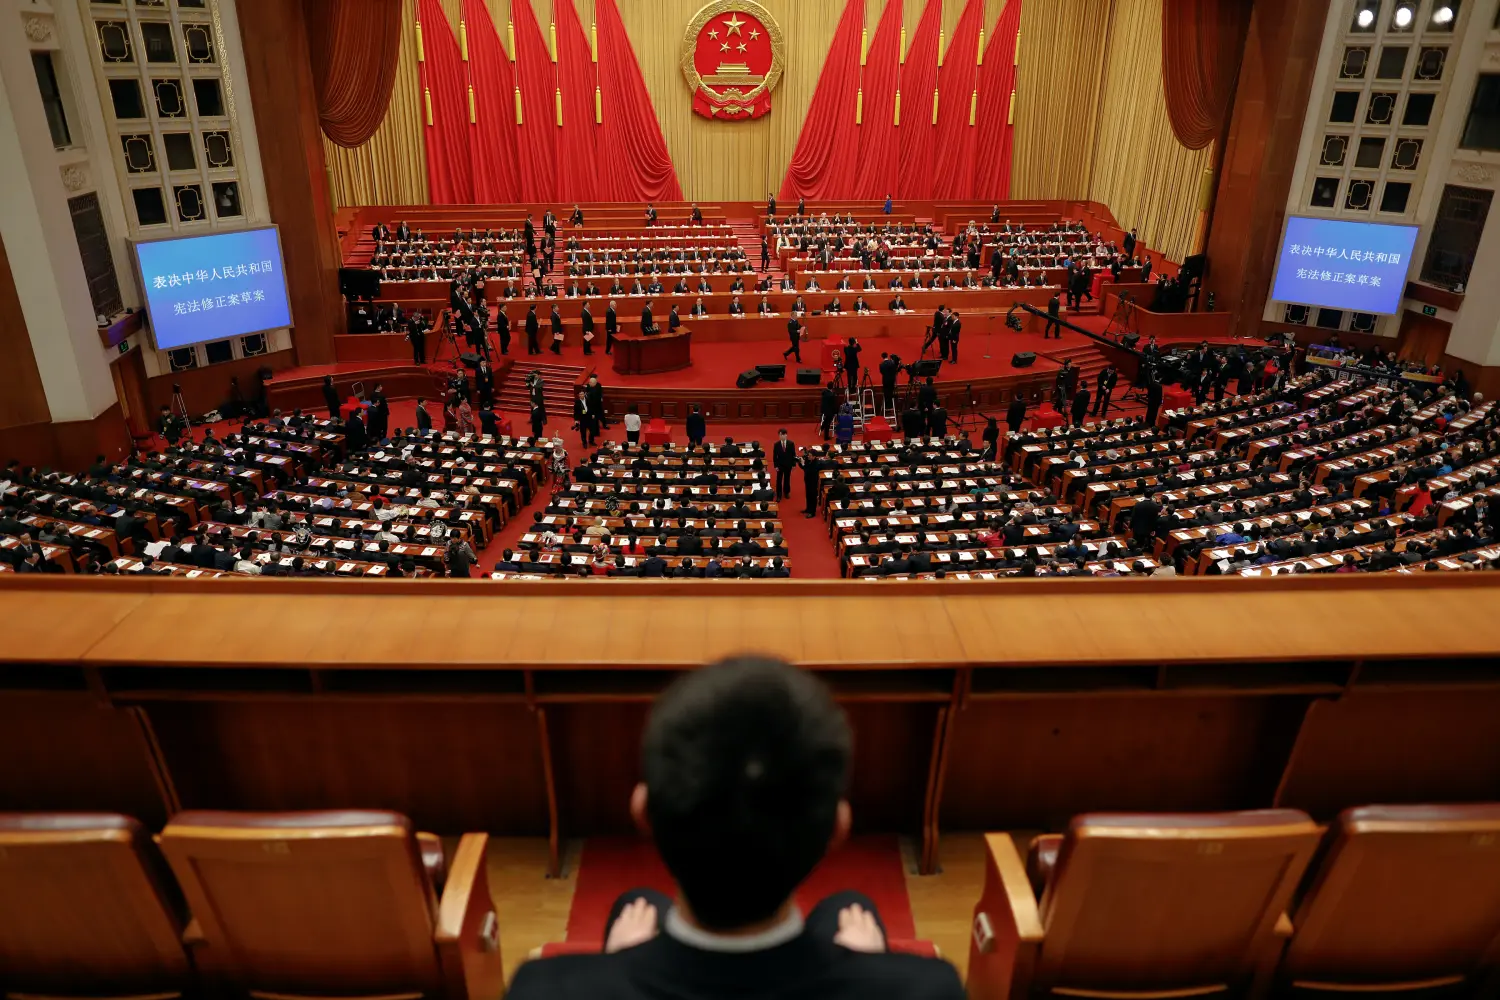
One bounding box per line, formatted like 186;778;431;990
422;546;439;556
335;540;356;550
316;518;335;527
186;570;202;578
144;540;168;557
340;562;356;572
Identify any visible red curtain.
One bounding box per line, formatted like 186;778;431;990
851;0;902;200
930;0;984;199
971;0;1021;199
553;0;600;201
416;0;473;203
1162;0;1252;150
779;0;865;202
897;0;941;199
463;0;521;202
510;0;558;202
595;0;682;201
305;0;403;148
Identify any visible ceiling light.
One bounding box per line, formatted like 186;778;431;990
1433;5;1454;23
1357;7;1375;26
1394;5;1414;26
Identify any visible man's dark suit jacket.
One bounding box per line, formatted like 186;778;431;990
507;929;963;1000
773;441;796;470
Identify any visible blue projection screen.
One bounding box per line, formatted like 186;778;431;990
1269;216;1419;315
133;227;293;350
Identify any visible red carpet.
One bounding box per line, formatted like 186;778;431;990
564;835;917;946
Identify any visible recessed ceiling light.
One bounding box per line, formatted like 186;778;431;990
1433;5;1454;23
1357;7;1376;26
1394;5;1414;26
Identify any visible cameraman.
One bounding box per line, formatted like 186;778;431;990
157;403;185;447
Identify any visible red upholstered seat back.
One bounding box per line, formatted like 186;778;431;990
1281;803;1500;989
1036;810;1321;994
159;810;443;998
0;812;191;995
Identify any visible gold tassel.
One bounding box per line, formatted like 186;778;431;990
555;87;562;126
931;88;939;124
460;18;468;60
1014;29;1020;66
899;25;906;63
894;89;901;125
969;89;976;125
977;27;983;65
423;86;433;125
468;84;476;123
860;27;868;66
514;85;523;124
507;19;515;60
937;29;944;66
1007;89;1014;125
591;19;598;62
415;18;425;62
856;88;863;124
595;86;602;123
550;20;557;61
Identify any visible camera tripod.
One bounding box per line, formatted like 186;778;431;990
169;384;189;423
1103;292;1139;341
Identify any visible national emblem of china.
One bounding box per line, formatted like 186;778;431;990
681;1;785;120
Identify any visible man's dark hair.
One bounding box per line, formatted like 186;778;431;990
642;656;851;931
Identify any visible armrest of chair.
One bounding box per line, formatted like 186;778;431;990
434;833;506;1000
967;833;1044;1000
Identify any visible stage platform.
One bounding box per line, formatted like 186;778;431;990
269;311;1248;423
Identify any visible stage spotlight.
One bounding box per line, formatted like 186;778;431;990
1394;4;1414;27
1432;4;1454;23
1356;7;1375;26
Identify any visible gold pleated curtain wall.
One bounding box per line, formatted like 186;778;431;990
1086;0;1214;262
322;0;429;207
319;0;1215;250
1010;0;1111;201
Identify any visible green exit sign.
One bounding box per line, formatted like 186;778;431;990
1422;305;1438;316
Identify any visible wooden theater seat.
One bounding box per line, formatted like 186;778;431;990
966;810;1322;1000
0;812;192;999
1275;804;1500;995
158;811;501;1000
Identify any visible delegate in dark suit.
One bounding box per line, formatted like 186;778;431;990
1094;366;1117;417
1070;385;1091;428
525;306;541;354
783;318;802;362
506;658;964;1000
772;433;797;502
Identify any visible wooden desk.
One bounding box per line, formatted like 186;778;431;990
4;576;1500;880
613;329;692;375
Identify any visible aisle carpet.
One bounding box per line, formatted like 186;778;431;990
564;835;917;946
474;415;844;579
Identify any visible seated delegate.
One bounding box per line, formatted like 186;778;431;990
507;656;963;1000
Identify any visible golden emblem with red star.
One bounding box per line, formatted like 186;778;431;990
680;1;785;120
